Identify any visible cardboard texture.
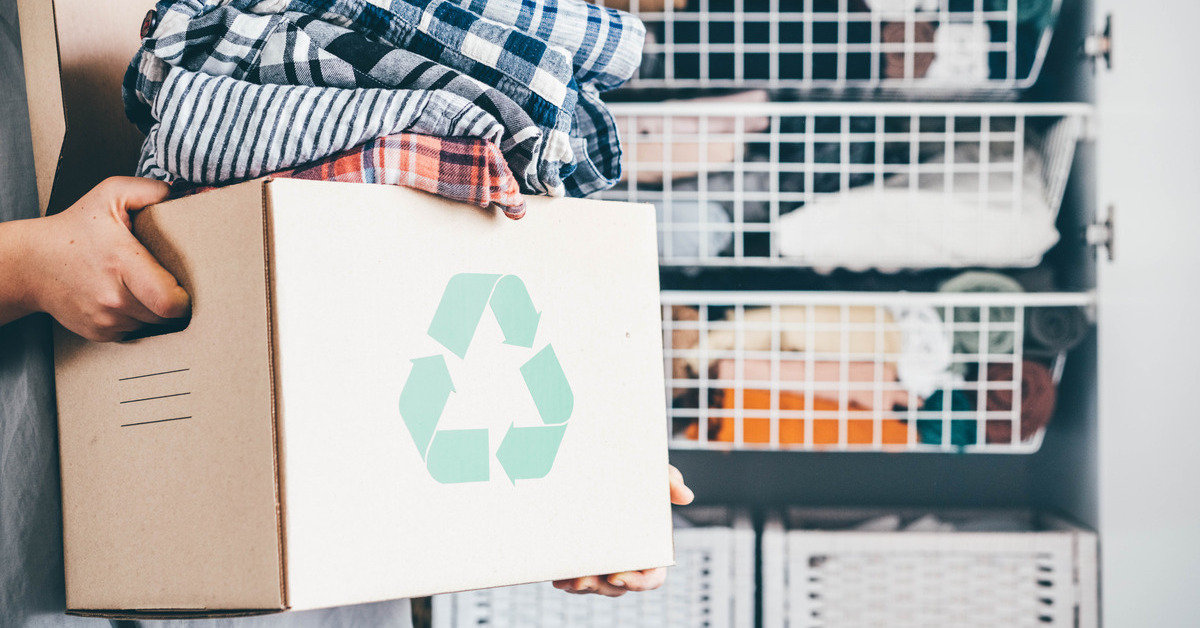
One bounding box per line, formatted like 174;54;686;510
20;2;675;614
54;183;285;614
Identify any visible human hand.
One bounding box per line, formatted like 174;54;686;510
551;464;694;597
4;177;189;341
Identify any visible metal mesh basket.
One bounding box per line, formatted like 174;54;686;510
663;290;1093;453
599;102;1088;270
762;508;1098;628
432;507;755;628
603;0;1061;93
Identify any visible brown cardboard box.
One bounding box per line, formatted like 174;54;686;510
20;0;673;618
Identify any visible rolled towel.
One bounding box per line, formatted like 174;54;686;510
882;21;937;80
618;90;771;183
1025;306;1090;356
888;305;956;400
986;0;1057;30
687;306;902;377
714;359;910;411
917;389;976;446
670;306;701;400
984;361;1057;443
939;271;1023;357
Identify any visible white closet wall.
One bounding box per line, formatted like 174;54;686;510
1095;0;1200;625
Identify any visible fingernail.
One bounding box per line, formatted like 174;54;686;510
610;579;625;588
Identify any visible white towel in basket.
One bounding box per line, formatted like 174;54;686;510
777;140;1058;270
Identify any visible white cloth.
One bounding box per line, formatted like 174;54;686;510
925;22;991;81
887;305;962;400
864;0;941;15
778;137;1058;271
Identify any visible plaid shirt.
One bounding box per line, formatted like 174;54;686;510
129;0;640;196
126;4;566;194
176;133;527;216
136;65;505;186
447;0;644;91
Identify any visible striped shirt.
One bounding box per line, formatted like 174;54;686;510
136;65;504;185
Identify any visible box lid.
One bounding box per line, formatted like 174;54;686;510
17;0;151;215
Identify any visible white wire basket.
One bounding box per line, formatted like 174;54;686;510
761;508;1098;628
601;102;1088;270
662;290;1093;453
603;0;1061;92
432;507;755;628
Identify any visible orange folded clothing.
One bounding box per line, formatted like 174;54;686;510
685;388;912;446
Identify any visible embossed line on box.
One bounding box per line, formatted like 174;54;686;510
118;368;193;428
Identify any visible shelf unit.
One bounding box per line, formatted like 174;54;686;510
608;0;1063;93
600;101;1089;269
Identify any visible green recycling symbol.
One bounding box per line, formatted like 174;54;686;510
399;274;573;484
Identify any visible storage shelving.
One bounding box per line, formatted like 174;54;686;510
433;507;755;628
601;102;1089;269
762;508;1098;628
603;0;1062;92
662;291;1092;454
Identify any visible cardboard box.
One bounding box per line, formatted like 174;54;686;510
20;0;673;618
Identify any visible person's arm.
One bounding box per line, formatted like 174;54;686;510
0;177;189;341
552;465;695;597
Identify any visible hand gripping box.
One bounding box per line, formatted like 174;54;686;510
19;0;673;619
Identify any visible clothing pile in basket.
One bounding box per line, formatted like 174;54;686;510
619;104;1066;269
671;271;1091;449
126;0;647;210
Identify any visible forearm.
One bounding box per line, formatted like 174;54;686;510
0;217;39;327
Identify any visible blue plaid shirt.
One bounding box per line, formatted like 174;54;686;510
128;0;642;196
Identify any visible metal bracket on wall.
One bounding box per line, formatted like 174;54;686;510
1086;205;1115;262
1084;14;1113;71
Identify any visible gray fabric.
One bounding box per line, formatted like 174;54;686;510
0;3;91;625
0;1;411;624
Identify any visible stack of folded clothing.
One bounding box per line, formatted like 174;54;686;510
124;0;647;213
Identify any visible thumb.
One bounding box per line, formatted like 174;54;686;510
103;176;171;228
669;465;694;505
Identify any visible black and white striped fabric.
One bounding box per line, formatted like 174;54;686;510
136;65;504;185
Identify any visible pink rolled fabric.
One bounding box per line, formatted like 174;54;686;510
715;358;910;411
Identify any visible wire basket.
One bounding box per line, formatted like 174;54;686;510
432;507;755;628
602;0;1061;92
600;102;1088;270
663;290;1093;453
762;508;1098;628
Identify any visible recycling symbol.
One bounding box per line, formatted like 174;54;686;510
399;273;573;484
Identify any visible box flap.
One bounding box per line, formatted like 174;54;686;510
17;0;151;215
55;181;285;612
15;0;64;216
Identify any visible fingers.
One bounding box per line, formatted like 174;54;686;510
552;576;628;598
119;244;191;321
78;307;148;343
117;282;171;325
669;464;695;505
100;178;189;321
608;568;666;592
